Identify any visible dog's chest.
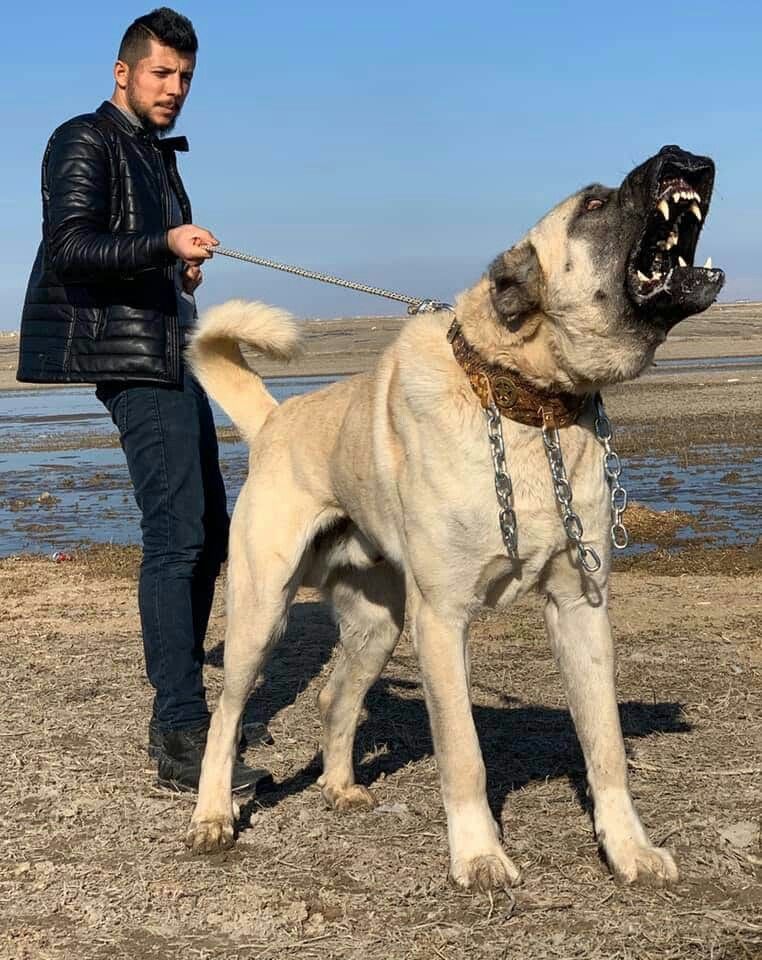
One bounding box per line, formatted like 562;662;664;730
444;422;609;600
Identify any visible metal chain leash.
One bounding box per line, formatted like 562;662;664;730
593;394;630;549
541;419;603;573
485;402;519;557
208;245;453;315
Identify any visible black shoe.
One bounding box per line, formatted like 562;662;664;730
154;723;273;795
240;719;274;749
148;718;273;759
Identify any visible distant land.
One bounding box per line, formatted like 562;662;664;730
2;301;761;390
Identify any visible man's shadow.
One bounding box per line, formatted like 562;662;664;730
208;600;690;823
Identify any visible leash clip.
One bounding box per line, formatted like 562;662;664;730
408;299;455;315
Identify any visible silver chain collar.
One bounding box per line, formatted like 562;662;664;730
485;402;519;555
593;395;629;550
484;394;629;572
541;417;603;573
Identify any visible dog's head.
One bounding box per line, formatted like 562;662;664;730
458;146;724;392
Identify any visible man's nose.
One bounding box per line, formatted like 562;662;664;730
166;73;183;97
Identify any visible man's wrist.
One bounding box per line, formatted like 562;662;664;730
155;230;177;264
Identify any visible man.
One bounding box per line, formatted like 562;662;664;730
17;7;270;794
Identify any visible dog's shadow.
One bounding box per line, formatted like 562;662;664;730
208;600;690;823
206;600;336;728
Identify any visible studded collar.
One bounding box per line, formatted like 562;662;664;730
447;319;590;429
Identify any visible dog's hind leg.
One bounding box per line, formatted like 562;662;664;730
543;561;679;886
317;562;405;811
409;593;521;893
185;492;320;854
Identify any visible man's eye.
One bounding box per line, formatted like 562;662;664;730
585;198;605;212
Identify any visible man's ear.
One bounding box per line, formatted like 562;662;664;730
114;60;130;91
488;243;542;331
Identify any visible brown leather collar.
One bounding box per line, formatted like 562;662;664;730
447;320;590;428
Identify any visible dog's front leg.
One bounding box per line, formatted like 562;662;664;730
544;586;678;885
411;596;521;892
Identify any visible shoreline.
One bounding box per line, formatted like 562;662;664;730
2;301;762;391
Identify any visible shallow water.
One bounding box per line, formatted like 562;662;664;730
653;354;762;370
0;377;758;556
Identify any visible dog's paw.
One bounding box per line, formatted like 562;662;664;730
319;780;377;812
185;816;235;855
450;851;521;893
607;843;679;886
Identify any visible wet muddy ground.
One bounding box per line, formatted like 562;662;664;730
1;360;759;558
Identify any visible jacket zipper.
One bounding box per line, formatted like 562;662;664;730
154;140;179;383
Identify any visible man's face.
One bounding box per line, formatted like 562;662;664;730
118;39;195;132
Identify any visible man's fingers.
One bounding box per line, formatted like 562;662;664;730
167;225;219;262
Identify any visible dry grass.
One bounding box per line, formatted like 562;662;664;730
2;548;760;960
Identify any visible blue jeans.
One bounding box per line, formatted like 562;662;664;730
96;364;229;731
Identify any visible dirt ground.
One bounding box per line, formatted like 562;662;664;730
1;304;761;959
2;539;761;960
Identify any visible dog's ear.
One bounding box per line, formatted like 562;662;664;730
489;243;542;331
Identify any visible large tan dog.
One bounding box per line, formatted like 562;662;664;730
186;146;723;891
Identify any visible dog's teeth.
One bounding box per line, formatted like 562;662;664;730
689;202;702;221
658;200;670;220
665;231;678;249
637;270;650;282
672;192;681;203
703;256;712;268
678;256;687;267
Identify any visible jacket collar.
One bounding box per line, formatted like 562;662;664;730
96;101;189;152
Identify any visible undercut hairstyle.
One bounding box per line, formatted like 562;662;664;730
117;7;198;65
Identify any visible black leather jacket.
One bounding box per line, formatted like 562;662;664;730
17;101;192;384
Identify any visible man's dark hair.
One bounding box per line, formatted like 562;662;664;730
118;7;198;65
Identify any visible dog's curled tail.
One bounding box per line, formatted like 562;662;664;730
188;298;302;442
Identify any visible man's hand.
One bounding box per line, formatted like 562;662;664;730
167;224;218;265
182;264;203;294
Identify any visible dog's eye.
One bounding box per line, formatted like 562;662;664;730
585;198;606;212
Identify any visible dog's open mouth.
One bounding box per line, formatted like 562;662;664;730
626;147;724;324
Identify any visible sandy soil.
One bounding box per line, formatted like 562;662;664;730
2;301;762;389
1;545;760;960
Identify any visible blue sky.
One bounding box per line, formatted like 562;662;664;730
1;1;760;329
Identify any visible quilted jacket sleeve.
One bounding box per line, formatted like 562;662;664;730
45;121;176;282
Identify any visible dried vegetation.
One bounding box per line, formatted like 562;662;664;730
2;546;760;959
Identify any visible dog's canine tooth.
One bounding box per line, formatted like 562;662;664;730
703;256;712;269
658;199;670;220
678;256;688;267
637;270;650;282
689;202;702;221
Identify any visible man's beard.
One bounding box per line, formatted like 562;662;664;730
126;85;179;135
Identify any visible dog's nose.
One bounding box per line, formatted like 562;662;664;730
658;144;682;156
654;145;714;177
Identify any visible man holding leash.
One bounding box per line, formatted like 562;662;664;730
17;7;269;794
